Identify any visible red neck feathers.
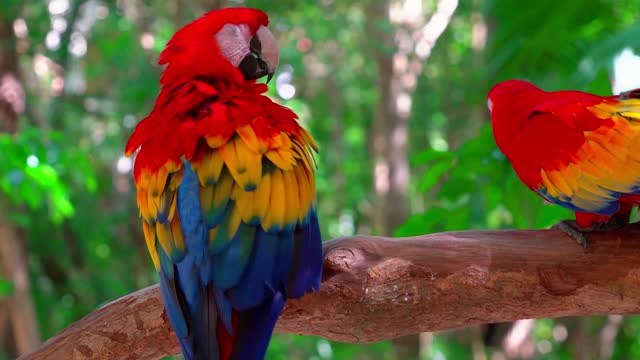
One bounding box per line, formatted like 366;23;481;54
125;78;304;183
125;8;305;183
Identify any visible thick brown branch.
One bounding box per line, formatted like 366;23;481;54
20;226;640;359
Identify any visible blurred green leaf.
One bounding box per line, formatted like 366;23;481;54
1;0;638;359
0;279;14;299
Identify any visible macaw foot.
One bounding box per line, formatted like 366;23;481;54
552;220;590;250
552;216;629;251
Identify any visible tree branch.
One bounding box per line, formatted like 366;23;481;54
20;226;640;359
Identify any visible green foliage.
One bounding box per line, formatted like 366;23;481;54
398;124;573;236
1;0;640;359
0;278;14;299
0;126;95;223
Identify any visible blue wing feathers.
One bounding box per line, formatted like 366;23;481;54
230;292;286;360
212;222;256;289
177;166;206;239
275;232;295;291
158;267;194;359
536;187;621;215
228;230;281;311
208;204;234;254
190;285;219;360
287;210;323;298
160;160;321;359
158;269;189;338
214;287;234;335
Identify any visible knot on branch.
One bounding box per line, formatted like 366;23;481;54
323;243;366;278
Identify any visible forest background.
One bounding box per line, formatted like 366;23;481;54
1;0;640;359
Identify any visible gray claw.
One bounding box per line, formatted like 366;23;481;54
551;220;589;251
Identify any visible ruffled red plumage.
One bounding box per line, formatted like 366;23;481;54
489;79;640;228
125;80;305;184
123;7;302;184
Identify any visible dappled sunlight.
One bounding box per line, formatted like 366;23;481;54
2;0;640;359
69;32;87;57
115;155;132;174
48;0;70;15
26;155;40;168
13;18;28;38
415;0;458;60
139;32;154;49
612;47;640;94
375;161;390;195
275;64;296;100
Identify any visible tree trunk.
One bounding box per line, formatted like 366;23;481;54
0;219;41;355
327;43;347;224
367;0;461;356
367;0;410;238
0;7;42;357
366;1;415;355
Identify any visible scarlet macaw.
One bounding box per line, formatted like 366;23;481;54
488;79;640;248
125;8;322;360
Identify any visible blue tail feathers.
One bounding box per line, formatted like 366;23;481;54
229;292;286;360
156;163;323;360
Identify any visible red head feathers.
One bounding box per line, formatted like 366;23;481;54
124;8;308;189
157;7;278;85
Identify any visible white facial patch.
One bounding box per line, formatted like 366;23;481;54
255;26;279;73
215;23;252;67
487;98;493;112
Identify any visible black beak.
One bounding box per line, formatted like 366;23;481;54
620;88;640;99
238;53;272;82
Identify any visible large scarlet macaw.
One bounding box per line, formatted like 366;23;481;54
488;79;640;248
125;8;322;360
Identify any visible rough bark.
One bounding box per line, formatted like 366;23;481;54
20;226;640;360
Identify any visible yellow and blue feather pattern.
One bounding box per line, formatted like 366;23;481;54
525;98;640;215
131;115;322;359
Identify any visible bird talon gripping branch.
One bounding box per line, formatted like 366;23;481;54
551;220;590;251
488;80;640;248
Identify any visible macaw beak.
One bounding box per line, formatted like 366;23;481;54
238;53;272;82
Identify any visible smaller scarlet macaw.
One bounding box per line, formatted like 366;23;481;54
488;79;640;248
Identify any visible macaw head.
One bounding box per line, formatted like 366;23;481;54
158;7;279;85
487;79;542;151
487;79;539;115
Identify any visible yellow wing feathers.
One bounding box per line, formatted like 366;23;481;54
539;99;640;211
133;117;317;270
135;159;185;269
198;124;317;238
192;149;225;185
220;135;263;191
